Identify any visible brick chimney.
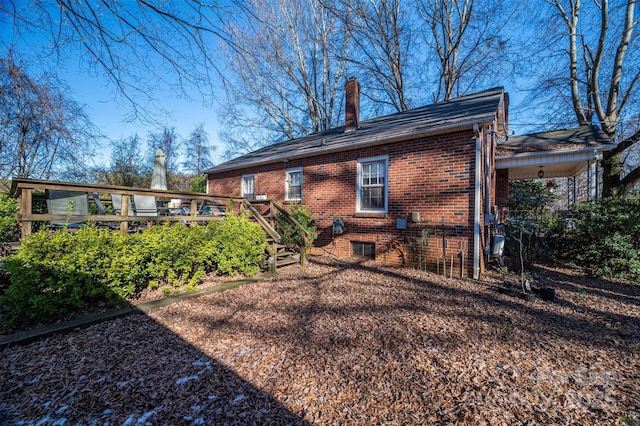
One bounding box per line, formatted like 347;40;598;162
344;77;360;132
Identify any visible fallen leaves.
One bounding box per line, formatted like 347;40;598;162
1;256;639;425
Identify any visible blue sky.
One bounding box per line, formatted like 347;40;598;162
0;1;539;172
69;67;222;167
0;2;225;170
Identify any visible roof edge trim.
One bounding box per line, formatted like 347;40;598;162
496;144;616;162
208;117;495;174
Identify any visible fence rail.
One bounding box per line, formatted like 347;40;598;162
11;178;239;238
10;178;308;272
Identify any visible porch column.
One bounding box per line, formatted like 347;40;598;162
589;160;597;201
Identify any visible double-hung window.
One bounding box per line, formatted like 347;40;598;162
285;167;303;201
242;174;255;200
357;156;388;213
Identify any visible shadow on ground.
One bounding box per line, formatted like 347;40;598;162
0;313;308;425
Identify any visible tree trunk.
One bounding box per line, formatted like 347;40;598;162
601;150;621;197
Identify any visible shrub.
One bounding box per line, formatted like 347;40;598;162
1;217;268;330
137;223;216;287
190;175;207;193
210;211;267;276
548;198;640;280
276;203;317;249
0;193;18;242
0;227;121;330
504;219;545;273
508;180;556;219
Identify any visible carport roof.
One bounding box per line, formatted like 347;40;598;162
496;125;616;180
496;125;614;155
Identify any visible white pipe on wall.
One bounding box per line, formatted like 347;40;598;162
484;128;492;257
473;123;482;279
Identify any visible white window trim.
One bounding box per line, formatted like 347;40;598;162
285;167;303;201
356;155;388;213
241;174;255;199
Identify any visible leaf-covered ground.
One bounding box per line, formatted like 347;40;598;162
1;256;639;425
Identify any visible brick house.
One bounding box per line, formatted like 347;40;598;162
206;78;510;278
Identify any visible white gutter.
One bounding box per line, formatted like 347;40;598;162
473;123;482;280
495;145;614;169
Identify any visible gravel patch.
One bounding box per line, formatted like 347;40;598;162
1;256;639;425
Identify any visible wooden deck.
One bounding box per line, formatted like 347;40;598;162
10;178;239;237
9;178;310;270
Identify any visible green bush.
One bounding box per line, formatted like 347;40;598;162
137;223;216;287
0;193;18;242
190;175;207;193
211;211;267;276
0;214;268;330
1;227;121;330
508;180;557;219
276;203;317;249
549;198;640;280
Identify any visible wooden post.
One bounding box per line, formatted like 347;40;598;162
269;200;276;228
190;199;198;226
120;195;129;233
441;216;446;277
18;188;33;239
450;254;454;279
300;238;307;267
270;240;277;274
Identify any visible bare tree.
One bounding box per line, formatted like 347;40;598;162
1;1;235;120
219;0;350;156
183;123;215;175
0;54;96;190
334;0;412;113
523;0;640;196
92;135;150;188
416;0;514;102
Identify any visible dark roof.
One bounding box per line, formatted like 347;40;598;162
496;125;614;156
207;87;505;173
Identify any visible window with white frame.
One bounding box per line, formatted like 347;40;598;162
242;175;255;200
285;167;303;201
357;156;388;212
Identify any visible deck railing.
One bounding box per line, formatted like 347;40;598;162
245;199;311;267
10;178;311;271
10;178;240;238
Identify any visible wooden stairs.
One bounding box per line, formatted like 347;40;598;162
265;238;301;269
243;199;310;273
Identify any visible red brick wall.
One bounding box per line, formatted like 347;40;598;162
496;168;509;220
208;129;489;277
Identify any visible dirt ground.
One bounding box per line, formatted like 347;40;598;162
1;255;638;425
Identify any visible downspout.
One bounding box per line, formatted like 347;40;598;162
484;128;493;257
484;131;492;220
473;124;482;279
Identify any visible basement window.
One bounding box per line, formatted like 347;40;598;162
351;241;375;259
